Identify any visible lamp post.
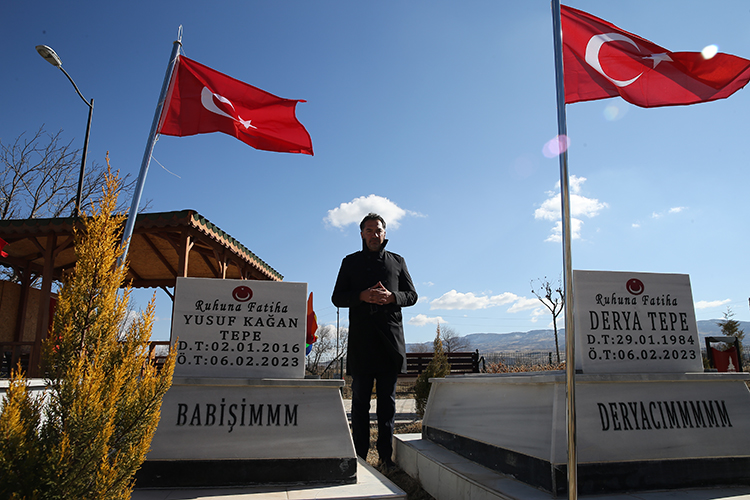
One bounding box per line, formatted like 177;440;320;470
36;44;93;217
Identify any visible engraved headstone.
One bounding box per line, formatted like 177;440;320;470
573;270;702;373
171;277;306;378
140;278;357;488
417;270;750;495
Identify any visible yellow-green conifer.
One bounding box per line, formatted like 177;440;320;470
414;324;451;418
0;161;176;499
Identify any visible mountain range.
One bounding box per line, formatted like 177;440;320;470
407;320;749;353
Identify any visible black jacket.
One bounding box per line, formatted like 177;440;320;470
331;240;418;375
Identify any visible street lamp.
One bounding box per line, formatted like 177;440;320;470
36;44;94;217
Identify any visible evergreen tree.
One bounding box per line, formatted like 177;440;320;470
414;324;451;418
717;307;745;350
0;163;176;499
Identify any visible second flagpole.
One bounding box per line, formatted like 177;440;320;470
119;29;183;264
550;1;578;499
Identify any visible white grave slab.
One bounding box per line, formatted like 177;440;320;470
171;278;306;378
142;377;357;487
573;270;702;373
420;270;749;494
149;378;354;460
422;372;750;494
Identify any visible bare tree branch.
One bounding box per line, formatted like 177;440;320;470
0;126;151;285
440;325;470;353
531;276;565;363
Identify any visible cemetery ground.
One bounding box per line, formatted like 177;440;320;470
335;360;569;500
340;377;434;500
370;420;431;500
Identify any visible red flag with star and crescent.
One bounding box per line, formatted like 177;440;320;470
561;5;750;107
159;56;313;155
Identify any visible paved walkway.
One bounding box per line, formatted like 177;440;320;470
342;398;418;423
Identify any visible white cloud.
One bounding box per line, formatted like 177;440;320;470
534;175;607;242
545;218;583;243
409;314;445;326
430;290;519;310
694;299;731;310
529;307;546;323
530;307;566;330
325;194;422;229
507;297;541;313
652;206;688;219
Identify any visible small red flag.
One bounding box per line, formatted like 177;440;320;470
0;237;8;258
561;5;750;107
159;56;313;155
306;292;318;354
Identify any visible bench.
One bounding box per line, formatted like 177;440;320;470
400;350;482;378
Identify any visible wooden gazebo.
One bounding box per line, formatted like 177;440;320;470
0;210;282;377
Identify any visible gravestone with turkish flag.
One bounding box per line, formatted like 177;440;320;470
415;7;750;495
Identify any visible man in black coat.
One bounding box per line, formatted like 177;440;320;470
332;213;418;467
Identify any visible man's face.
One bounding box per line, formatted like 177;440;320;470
361;219;386;252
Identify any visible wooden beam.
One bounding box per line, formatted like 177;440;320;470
212;247;228;279
13;265;31;343
178;230;193;278
30;232;55;377
142;233;178;276
160;286;174;301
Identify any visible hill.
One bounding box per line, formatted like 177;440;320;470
407;319;749;353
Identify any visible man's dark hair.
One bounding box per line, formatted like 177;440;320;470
360;213;386;231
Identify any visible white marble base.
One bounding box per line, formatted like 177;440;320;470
394;433;750;500
140;377;356;487
133;458;406;500
422;372;750;494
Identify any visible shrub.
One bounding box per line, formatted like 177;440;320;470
414;325;451;418
0;163;176;500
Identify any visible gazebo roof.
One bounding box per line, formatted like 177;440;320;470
0;209;282;288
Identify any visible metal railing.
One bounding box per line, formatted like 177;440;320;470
0;341;34;377
0;340;173;378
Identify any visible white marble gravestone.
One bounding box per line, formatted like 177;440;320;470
421;271;750;495
171;277;307;379
139;278;356;488
573;270;703;373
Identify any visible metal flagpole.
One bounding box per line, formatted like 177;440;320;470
550;1;577;499
119;28;183;263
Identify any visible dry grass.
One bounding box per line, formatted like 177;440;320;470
485;360;565;372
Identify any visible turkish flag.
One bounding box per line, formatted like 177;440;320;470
562;5;750;107
306;292;318;355
159;56;313;155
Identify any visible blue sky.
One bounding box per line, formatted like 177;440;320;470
2;1;749;344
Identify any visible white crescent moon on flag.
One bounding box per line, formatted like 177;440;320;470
585;33;643;87
200;87;257;129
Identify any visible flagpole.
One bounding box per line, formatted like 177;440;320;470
551;1;577;499
119;28;182;263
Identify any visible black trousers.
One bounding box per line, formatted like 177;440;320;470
350;371;398;461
